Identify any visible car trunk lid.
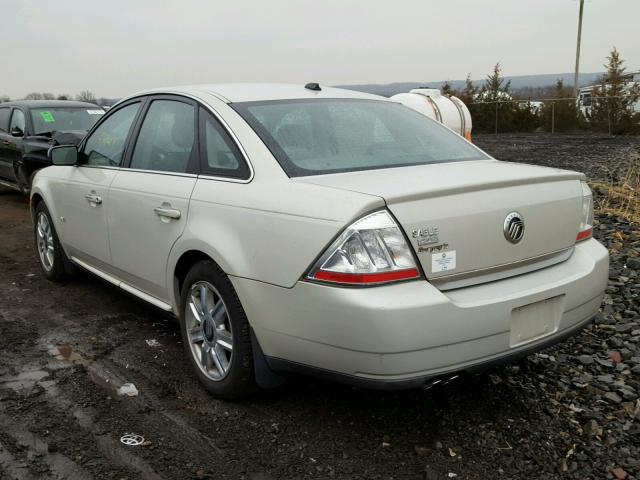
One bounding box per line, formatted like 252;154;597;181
295;160;585;288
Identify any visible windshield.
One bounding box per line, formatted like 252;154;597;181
232;99;488;177
30;107;104;135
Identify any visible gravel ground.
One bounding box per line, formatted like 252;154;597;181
0;133;638;480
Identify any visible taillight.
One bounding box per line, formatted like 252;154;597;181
576;181;593;242
306;210;420;286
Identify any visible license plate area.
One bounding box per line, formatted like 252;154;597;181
510;295;565;347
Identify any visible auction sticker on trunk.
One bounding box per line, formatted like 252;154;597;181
431;250;456;273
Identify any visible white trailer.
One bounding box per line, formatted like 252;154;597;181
391;88;473;140
577;70;640;116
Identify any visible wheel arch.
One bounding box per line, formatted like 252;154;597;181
168;241;234;314
170;246;285;389
172;250;216;308
30;192;45;218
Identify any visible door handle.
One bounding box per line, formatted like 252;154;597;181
84;193;102;205
154;206;181;220
2;140;10;146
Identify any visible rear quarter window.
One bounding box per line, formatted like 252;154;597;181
198;107;250;179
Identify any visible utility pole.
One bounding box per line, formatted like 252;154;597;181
573;0;585;98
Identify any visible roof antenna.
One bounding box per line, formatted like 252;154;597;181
305;82;321;91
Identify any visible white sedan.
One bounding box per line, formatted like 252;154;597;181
31;83;609;398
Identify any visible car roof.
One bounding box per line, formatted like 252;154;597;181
0;100;102;109
132;83;390;104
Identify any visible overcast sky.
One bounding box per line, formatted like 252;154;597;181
2;0;638;99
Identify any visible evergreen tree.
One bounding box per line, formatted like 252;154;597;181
588;47;640;134
456;73;477;105
481;62;511;102
441;81;454;97
542;79;579;132
471;63;515;133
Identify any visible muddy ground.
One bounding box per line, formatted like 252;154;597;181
0;134;639;480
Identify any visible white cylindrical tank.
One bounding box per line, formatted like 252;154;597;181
391;88;472;141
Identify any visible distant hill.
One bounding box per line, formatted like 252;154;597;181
337;72;604;97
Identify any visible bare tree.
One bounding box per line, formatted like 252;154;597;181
76;90;97;102
42;92;55;100
25;92;44;100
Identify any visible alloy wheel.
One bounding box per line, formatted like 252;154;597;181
36;212;54;272
185;281;234;381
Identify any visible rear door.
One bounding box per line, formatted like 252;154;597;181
0;108;25;181
106;96;198;300
51;101;143;268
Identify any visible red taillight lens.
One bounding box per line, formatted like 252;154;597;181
313;268;420;285
576;227;592;242
307;210;421;286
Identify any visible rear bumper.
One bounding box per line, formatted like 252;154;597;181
231;238;608;387
265;314;595;390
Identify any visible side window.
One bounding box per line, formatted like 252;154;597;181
9;109;26;133
82;102;140;167
0;108;10;132
199;108;249;179
130;100;195;173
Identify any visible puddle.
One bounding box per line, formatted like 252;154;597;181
45;342;134;397
48;344;84;364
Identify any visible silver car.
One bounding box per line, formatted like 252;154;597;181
31;84;609;398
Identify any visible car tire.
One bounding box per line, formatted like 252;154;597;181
34;202;73;282
179;260;258;399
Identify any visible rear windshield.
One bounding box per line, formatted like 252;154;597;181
30;107;104;135
232;99;488;177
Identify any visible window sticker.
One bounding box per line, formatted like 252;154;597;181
40;111;55;123
431;250;456;273
87;109;104;115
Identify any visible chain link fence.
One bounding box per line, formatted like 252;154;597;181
470;95;639;135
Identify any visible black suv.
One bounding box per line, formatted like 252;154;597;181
0;100;104;193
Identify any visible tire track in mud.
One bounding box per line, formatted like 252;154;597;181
0;439;43;480
0;412;91;480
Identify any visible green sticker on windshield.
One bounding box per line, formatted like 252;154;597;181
40;111;55;123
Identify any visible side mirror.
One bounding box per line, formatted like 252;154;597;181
10;126;23;137
49;145;78;166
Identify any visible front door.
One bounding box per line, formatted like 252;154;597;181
53;101;142;268
0;107;14;180
107;97;198;301
0;108;25;182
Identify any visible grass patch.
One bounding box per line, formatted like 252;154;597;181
591;155;640;224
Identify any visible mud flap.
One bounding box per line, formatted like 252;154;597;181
250;328;286;388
